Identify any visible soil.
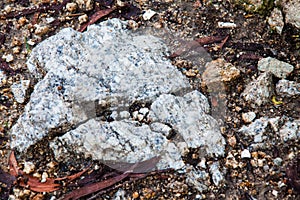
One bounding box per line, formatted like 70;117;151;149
0;0;299;199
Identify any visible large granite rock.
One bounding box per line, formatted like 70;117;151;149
9;19;226;189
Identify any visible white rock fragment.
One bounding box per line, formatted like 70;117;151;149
273;157;283;166
276;79;300;97
45;17;55;24
240;116;300;149
114;189;126;200
209;161;224;186
10;80;30;103
217;22;237;28
23;161;35;174
241;72;274;107
268;8;284;34
51;119;185;172
143;9;157;20
239;117;269;136
241;149;251;158
272;190;278;197
185;166;208;192
9;19;226;192
279;120;298;142
148;91;225;156
242;112;256;123
76;0;93;11
11;19;190;151
41;172;48;183
2;54;14;62
78;14;88;24
282;0;300;29
27;39;35;46
66;2;77;12
258;57;294;78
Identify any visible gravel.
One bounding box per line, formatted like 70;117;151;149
0;0;299;199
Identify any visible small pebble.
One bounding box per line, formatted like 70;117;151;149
273;157;283;166
41;172;48;183
139;107;149;115
217;22;237;28
143;9;156;20
2;54;14;62
13;46;21;54
242;112;256;123
23;161;35;174
34;25;49;36
272;190;278;197
241;149;251;158
66;2;77;12
78;14;88;24
257;159;264;167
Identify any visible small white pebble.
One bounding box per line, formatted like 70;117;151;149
23;161;35;174
242;111;256;123
66;2;78;12
143;9;156;20
2;54;14;62
132;111;138;119
257;159;264;167
27;39;35;46
198;157;206;169
78;14;88;24
41;172;48;183
139;107;149;115
137;114;144;121
46;17;55;24
263;165;269;171
13;47;21;54
241;149;251;158
272;190;278;197
217;22;237;28
273;157;283;166
278;181;286;188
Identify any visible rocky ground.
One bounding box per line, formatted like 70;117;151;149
0;0;299;199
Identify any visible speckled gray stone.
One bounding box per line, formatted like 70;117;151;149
282;0;300;29
276;79;300;97
10;18;190;151
10;80;30;103
241;72;274;107
148;91;225;157
9;18;226;191
268;8;284;35
239;116;300;149
50;119;185;172
258;57;294;78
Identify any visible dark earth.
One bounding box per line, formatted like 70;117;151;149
0;0;299;199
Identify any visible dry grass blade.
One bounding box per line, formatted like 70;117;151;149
62;172;129;200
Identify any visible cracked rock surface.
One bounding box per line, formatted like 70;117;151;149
9;18;225;190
